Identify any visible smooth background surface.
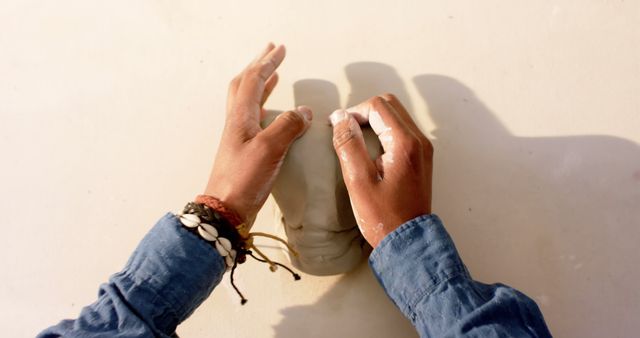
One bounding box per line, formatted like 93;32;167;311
2;1;639;337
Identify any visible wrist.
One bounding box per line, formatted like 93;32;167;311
196;193;246;229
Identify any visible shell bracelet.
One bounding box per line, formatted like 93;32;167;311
177;213;237;269
175;201;301;305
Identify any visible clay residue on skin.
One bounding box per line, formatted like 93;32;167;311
360;222;385;245
379;131;394;145
369;110;396;168
369;110;391;136
350;198;373;240
379;131;395;165
339;148;350;162
381;152;394;165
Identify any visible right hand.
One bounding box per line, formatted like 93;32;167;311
330;94;433;248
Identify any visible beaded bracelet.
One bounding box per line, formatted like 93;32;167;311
176;200;301;304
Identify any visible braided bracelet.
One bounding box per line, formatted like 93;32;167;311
175;200;301;304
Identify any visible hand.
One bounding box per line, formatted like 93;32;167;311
205;43;313;224
330;94;433;248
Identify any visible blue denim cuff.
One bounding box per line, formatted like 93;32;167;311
112;212;226;333
368;214;469;321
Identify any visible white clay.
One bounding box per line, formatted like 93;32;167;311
262;109;381;275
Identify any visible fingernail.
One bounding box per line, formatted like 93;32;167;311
329;109;348;127
296;106;312;121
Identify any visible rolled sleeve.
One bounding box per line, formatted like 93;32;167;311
39;213;226;337
369;214;551;337
369;214;469;320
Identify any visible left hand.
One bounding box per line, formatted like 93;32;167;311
205;43;313;225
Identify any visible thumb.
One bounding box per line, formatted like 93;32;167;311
259;106;312;149
330;109;378;190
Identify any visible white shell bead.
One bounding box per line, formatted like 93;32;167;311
218;237;232;252
181;213;200;223
197;226;217;241
215;240;230;257
199;223;218;238
180;214;200;228
181;219;198;228
225;254;234;267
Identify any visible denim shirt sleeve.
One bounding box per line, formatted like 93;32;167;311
369;214;552;338
38;213;226;338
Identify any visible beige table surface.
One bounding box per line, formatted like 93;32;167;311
2;1;639;337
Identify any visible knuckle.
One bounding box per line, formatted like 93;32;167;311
263;57;277;69
381;92;398;102
365;96;389;112
369;96;387;107
400;135;423;156
280;110;306;130
422;137;434;156
332;126;357;149
242;67;260;81
246;61;273;81
244;67;260;78
229;76;241;88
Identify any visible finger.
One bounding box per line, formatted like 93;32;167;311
261;72;279;107
258;106;312;152
252;42;276;64
330;109;378;189
227;43;274;114
235;45;286;115
379;93;420;134
380;93;434;153
226;74;241;114
346;96;413;152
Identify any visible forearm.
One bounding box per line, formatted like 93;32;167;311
39;213;226;338
369;214;551;337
